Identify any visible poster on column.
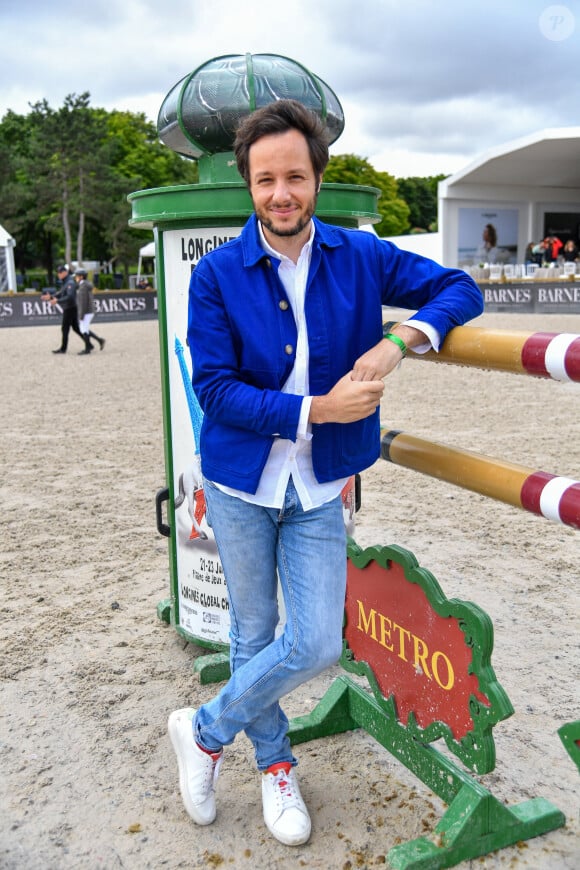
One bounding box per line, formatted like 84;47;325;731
162;227;242;645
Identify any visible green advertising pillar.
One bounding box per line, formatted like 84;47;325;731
128;53;380;657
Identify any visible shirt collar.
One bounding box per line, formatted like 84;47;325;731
241;214;341;268
258;219;315;263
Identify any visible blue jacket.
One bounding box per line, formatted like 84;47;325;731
188;215;483;493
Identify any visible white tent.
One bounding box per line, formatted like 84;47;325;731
361;223;442;263
0;223;17;293
383;231;442;263
439;126;580;267
137;240;156;284
139;241;155;258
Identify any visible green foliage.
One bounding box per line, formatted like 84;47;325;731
0;94;445;275
0;93;198;279
396;174;446;232
97;273;115;290
104;110;198;190
324;154;410;236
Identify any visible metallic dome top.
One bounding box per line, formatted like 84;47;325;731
157;53;345;160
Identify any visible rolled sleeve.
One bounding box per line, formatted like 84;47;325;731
402;318;441;353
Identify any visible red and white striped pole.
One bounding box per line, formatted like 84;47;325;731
520;331;580;381
380;429;580;530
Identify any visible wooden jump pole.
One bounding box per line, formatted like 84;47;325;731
380;429;580;530
383;322;580;381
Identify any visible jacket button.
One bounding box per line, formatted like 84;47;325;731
284;344;294;355
279;299;289;310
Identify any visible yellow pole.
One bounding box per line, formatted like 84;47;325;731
417;327;529;374
381;430;530;508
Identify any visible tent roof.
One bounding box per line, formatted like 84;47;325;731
0;223;15;247
139;241;155;258
441;127;580;192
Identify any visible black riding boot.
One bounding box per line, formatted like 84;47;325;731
78;335;93;355
90;331;105;350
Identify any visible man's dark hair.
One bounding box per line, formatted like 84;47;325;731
234;99;330;185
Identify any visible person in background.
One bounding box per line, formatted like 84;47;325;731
74;269;105;354
531;239;549;264
168;99;484;848
562;239;578;263
524;241;536;264
544;235;563;263
42;265;84;354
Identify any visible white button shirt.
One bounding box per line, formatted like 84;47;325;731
215;221;348;511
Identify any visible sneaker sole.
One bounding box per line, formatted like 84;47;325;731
264;817;311;847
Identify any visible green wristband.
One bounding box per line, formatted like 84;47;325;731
383;332;407;358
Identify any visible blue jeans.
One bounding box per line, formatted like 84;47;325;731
194;477;347;770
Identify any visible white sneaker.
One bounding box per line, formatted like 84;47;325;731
262;762;311;846
168;707;223;825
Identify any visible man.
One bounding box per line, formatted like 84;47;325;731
42;265;84;354
74;268;105;354
168;99;484;847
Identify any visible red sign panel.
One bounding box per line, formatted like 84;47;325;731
344;558;490;741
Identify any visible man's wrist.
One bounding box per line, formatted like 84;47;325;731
309;394;328;425
382;331;407;358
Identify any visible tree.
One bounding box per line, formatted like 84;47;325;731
97;109;198;275
396;175;447;232
0;94;199;280
25;93;108;268
0;108;57;273
0;93;111;274
324;154;410;236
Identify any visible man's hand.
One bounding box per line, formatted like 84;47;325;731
352;339;403;381
352;325;429;381
309;372;384;424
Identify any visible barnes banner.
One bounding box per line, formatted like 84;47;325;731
0;290;158;328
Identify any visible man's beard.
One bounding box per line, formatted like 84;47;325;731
255;193;318;238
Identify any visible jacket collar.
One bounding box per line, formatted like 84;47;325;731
240;214;342;268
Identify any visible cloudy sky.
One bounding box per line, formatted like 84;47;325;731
1;0;577;178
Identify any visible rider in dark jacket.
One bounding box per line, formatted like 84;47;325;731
42;265;85;354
